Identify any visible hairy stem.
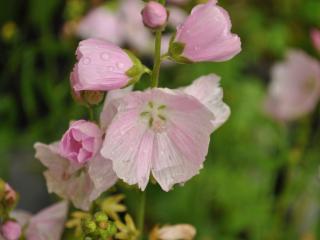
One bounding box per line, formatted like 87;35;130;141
151;30;162;88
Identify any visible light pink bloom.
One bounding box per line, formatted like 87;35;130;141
265;50;320;121
154;224;196;240
34;140;117;210
101;75;229;191
170;0;241;62
76;7;124;45
70;38;135;93
0;221;21;240
119;0;153;54
11;201;68;240
142;1;168;29
311;28;320;52
59;120;102;164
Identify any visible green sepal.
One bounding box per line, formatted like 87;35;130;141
168;34;193;64
125;50;150;87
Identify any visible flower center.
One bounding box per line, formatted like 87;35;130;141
140;101;167;133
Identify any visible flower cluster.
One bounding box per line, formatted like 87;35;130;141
31;0;241;238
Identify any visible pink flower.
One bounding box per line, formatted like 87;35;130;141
142;1;168;29
169;0;241;63
0;221;21;240
101;75;229;191
118;0;153;54
11;201;68;240
34;130;117;210
151;224;196;240
70;38;146;93
311;28;320;52
76;7;124;45
265;50;320;121
59;120;102;164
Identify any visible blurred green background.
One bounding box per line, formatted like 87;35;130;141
0;0;320;239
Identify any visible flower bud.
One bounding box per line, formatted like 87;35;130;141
83;91;104;106
59;120;103;164
311;29;320;53
142;1;168;30
0;221;21;240
82;218;97;235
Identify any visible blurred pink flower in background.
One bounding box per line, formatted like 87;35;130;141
11;201;68;240
59;120;103;164
70;39;134;93
76;6;124;45
0;221;21;240
142;1;168;29
170;0;241;62
265;50;320;121
34;120;117;210
151;224;196;240
101;75;229;191
119;0;153;54
167;0;189;5
311;29;320;53
4;184;17;206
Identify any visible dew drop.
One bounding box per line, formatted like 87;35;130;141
82;57;91;65
107;66;115;71
116;62;125;69
101;52;110;61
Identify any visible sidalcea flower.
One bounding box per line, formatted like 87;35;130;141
70;38;148;94
34;121;117;210
150;224;196;240
101;74;230;191
11;201;68;240
311;29;320;53
76;7;124;45
0;221;21;240
59;120;102;164
168;0;241;63
142;1;168;29
265;50;320;121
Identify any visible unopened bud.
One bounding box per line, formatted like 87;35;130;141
83;91;104;106
142;1;168;30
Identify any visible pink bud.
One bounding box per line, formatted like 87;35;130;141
59;120;103;164
142;1;168;29
4;184;17;206
1;221;21;240
311;28;320;52
169;0;241;63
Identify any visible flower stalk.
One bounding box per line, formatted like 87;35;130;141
151;30;163;88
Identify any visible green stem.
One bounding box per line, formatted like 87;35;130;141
151;30;162;88
137;190;146;239
86;105;94;121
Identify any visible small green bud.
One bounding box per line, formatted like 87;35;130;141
82;218;97;235
94;211;108;223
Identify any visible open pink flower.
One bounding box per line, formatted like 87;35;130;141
11;201;68;240
311;29;320;52
265;50;320;121
70;38;145;94
0;221;21;240
169;0;241;63
35;126;117;210
76;7;124;45
101;75;229;191
59;120;102;164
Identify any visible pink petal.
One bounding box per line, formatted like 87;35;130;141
182;74;230;130
175;1;241;62
25;201;68;240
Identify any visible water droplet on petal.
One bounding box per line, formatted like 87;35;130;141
82;57;91;65
101;52;110;61
107;66;115;71
117;62;125;69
